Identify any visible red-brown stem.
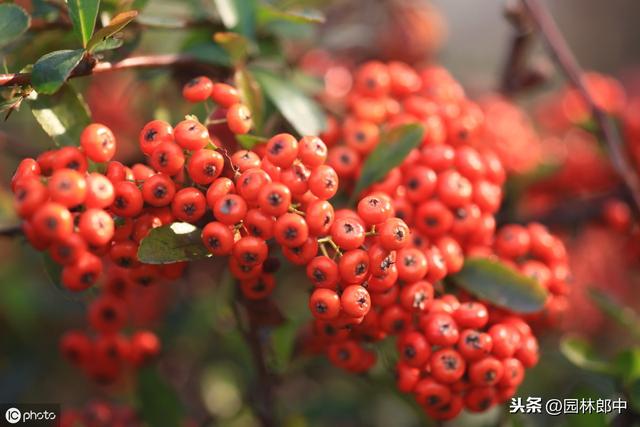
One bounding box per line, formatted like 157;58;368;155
0;54;222;88
521;0;640;211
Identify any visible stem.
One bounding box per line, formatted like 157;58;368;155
29;17;218;32
500;1;534;94
0;222;22;237
521;0;640;212
0;54;224;88
231;297;277;427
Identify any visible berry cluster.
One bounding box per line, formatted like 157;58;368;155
10;62;572;421
290;60;574;419
59;267;162;383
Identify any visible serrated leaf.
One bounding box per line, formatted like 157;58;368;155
0;4;30;48
137;222;211;264
234;67;263;132
235;134;267;149
29;84;91;147
560;336;615;375
67;0;100;47
450;257;548;313
350;123;423;203
253;68;326;137
137;367;183;427
87;10;138;52
213;32;249;65
257;4;324;26
32;49;85;95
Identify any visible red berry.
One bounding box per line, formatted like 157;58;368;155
226;103;253;135
139;120;174;155
182;76;214;103
174;119;210;151
80;123;116;162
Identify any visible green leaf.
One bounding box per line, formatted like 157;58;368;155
67;0;100;47
87;10;138;52
31;49;85;95
235;134;267;149
589;288;640;340
560;336;615;375
350;124;423;203
213;32;249;65
234;67;264;132
29;84;91;147
270;321;297;373
253;68;327;137
213;0;255;39
0;4;30;48
137;222;211;264
257;4;324;26
137;366;183;427
90;36;124;53
614;348;640;383
41;252;63;291
450;257;548;313
630;378;640;412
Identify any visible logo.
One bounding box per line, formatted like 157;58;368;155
1;404;59;426
5;408;21;424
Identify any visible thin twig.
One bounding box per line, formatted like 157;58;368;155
0;54;223;88
29;17;218;32
231;296;277;427
521;0;640;211
0;222;22;237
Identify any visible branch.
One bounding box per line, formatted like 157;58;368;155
231;295;277;427
29;16;218;32
0;54;224;88
521;0;640;212
0;222;22;237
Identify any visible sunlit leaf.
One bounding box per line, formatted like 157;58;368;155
29;84;91;147
67;0;100;47
213;31;249;65
234;67;264;132
253;68;326;137
31;49;85;95
213;0;255;39
257;4;324;26
137;223;211;264
350;124;423;203
87;10;138;52
451;257;548;313
560;336;615;375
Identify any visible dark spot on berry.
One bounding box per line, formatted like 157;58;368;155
145;128;158;141
404;346;416;359
153;184;167;199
